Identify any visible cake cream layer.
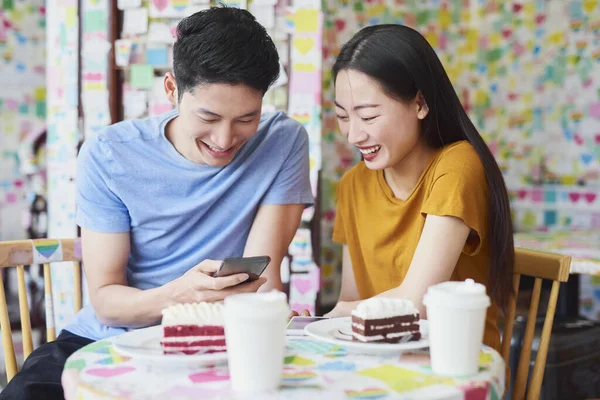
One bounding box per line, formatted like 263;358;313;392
162;339;226;347
351;298;419;320
351;314;419;336
351;330;422;343
161;302;225;326
161;335;225;343
163;345;226;354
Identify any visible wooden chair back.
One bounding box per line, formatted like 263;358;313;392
0;238;82;382
501;247;571;400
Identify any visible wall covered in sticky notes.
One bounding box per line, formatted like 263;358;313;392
46;0;81;333
111;0;291;122
0;0;47;241
319;0;600;306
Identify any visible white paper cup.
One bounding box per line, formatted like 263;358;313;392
223;291;290;392
423;279;490;376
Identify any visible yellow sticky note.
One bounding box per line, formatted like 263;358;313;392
583;0;598;13
293;37;315;56
294;9;319;33
293;63;316;73
439;9;451;29
34;87;46;102
460;9;471;23
66;6;77;29
489;33;502;47
475;90;487;106
424;31;438;49
548;31;564;46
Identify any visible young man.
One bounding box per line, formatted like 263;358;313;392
1;7;312;400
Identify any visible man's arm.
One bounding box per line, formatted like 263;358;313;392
83;229;265;328
243;203;305;291
82;229;172;327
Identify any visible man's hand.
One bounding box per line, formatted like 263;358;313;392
165;259;266;305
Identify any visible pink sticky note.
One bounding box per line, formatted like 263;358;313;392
590;102;600;118
6;193;17;204
293;278;313;295
531;189;543;202
290;71;320;95
5;99;18;111
20;121;31;133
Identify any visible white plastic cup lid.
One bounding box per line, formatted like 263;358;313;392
224;291;290;319
423;279;491;310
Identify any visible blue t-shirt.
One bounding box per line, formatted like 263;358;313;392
66;110;314;340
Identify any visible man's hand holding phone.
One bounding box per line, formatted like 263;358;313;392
165;259;266;305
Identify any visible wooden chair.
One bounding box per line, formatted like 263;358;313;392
501;247;571;400
0;238;82;383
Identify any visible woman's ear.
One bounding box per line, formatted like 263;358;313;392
164;72;178;106
415;92;429;120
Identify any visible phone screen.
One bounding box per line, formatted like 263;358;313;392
286;316;329;331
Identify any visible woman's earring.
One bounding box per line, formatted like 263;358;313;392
418;104;429;119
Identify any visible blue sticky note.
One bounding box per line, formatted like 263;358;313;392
544;211;557;226
146;47;168;67
544;190;557;204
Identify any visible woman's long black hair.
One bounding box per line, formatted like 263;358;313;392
333;24;514;311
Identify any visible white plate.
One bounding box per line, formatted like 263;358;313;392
113;325;228;366
304;317;429;355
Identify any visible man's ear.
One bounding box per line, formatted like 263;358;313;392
415;91;429;120
164;72;178;106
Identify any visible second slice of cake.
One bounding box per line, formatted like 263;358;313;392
351;298;421;343
161;302;226;354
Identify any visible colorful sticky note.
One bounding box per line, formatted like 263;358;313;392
146;47;168;67
130;64;154;89
294;9;319;33
84;10;107;33
2;0;14;11
34;87;46;102
544;211;557;226
35;101;46;119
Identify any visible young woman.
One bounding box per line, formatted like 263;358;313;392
327;24;514;351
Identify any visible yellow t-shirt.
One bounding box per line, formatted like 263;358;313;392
332;140;500;352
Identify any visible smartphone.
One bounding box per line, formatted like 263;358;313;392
286;316;330;336
213;256;271;281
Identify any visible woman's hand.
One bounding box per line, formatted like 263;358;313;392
289;309;312;320
164;259;266;305
324;300;360;318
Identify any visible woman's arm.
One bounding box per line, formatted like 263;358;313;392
338;245;360;301
326;214;470;318
377;214;470;317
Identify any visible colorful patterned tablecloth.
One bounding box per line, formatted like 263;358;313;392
62;337;505;400
514;231;600;276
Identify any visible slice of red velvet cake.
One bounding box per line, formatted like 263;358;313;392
351;298;421;343
161;302;226;354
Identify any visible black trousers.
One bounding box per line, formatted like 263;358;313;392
0;330;93;400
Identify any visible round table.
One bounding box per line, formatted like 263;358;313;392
62;336;505;400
